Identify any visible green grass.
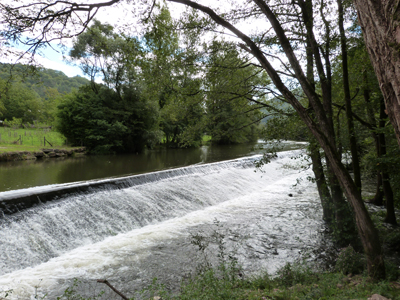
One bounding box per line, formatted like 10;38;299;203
0;127;67;149
19;265;398;300
136;263;400;300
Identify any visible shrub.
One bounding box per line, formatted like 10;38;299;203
334;246;365;275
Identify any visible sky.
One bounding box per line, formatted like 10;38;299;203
30;45;85;78
2;41;87;78
0;0;262;79
0;0;176;79
0;0;132;79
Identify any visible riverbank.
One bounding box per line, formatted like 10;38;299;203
0;146;86;161
136;267;400;300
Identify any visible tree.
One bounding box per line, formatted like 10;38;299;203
57;84;160;153
68;19;141;92
351;0;400;150
0;79;42;123
337;0;361;191
141;6;205;147
204;40;266;144
0;0;386;279
168;0;384;278
331;35;398;226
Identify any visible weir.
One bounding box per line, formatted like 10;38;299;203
0;156;256;215
0;150;327;299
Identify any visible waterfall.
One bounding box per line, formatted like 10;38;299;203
0;150;325;299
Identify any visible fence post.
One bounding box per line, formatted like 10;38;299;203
44;136;53;147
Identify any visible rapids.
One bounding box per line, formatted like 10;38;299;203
0;149;327;299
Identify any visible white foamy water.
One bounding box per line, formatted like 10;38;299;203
0;150;325;299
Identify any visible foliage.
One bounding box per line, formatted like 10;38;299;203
68;20;140;91
261;112;307;142
66;9;267;149
3;117;23;128
0;79;42;123
0;64;90;125
5;269;400;300
204;40;267;144
334;246;365;275
0;63;89;97
57;84;160;154
332;35;400;213
141;6;205;148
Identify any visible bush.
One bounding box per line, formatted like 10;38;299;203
57;84;161;154
275;263;316;287
334;246;365;275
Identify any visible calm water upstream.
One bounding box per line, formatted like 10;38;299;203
0;141;330;300
0;141;303;192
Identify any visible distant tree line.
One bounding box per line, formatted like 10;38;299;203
0;63;90;125
0;7;268;153
54;7;268;153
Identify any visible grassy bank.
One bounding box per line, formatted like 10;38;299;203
0;126;66;149
0;127;84;158
17;263;399;300
154;266;400;300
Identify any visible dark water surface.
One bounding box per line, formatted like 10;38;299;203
0;141;305;192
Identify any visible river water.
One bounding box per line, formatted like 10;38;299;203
0;141;302;192
0;141;330;299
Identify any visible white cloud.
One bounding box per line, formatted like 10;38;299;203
35;54;85;78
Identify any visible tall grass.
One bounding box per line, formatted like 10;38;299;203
0;127;66;148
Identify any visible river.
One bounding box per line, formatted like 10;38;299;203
0;141;331;299
0;141;303;192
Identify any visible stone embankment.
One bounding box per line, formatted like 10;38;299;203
0;147;86;162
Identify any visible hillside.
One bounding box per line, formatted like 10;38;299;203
0;63;91;124
0;63;90;98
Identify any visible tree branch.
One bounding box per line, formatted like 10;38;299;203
97;279;129;300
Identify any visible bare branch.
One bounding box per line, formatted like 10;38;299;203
97;279;129;300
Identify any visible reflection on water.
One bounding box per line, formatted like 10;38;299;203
0;141;306;192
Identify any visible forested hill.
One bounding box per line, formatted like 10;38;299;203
0;63;89;98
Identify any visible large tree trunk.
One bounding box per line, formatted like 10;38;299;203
353;0;400;149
